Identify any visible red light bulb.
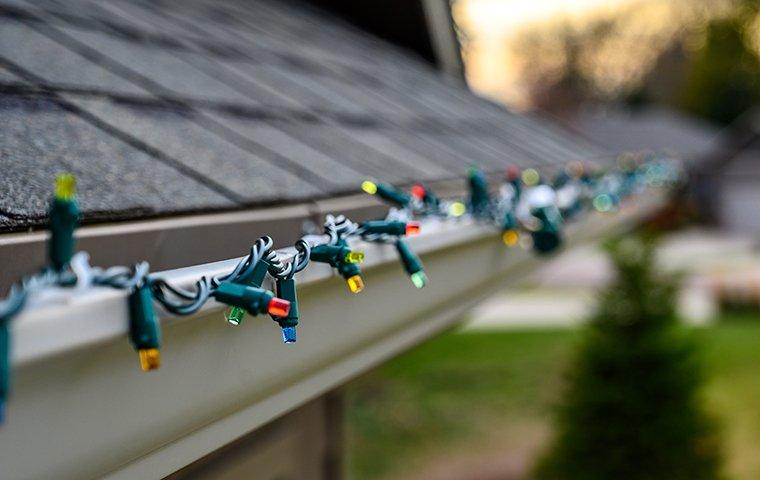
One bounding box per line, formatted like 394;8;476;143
268;297;291;317
411;184;426;200
405;222;421;236
506;165;521;181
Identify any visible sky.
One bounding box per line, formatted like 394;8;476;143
453;0;632;108
453;0;752;110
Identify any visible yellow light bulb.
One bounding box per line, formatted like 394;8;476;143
361;181;378;195
55;173;76;200
449;202;466;217
522;168;540;186
346;275;364;294
344;251;365;264
502;229;519;247
138;348;161;371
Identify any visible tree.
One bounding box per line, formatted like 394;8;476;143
534;236;722;480
680;7;760;125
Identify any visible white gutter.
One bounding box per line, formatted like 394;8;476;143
0;192;665;480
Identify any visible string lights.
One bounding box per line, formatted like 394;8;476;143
0;154;682;423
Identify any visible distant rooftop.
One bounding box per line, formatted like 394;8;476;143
568;106;720;160
0;0;602;232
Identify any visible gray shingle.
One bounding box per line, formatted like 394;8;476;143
53;24;261;106
0;0;37;9
86;0;207;42
0;95;235;221
334;127;450;179
273;122;423;184
0;19;149;95
0;65;26;83
64;96;324;203
224;62;369;116
175;55;304;110
206;112;369;187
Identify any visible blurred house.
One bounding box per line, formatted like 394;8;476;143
692;108;760;234
569;106;720;161
568;106;760;236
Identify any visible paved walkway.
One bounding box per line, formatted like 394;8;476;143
465;228;760;330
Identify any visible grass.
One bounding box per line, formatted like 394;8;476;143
345;316;760;480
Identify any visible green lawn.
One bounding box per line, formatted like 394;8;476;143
345;317;760;480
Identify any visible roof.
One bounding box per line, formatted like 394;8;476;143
0;0;602;233
568;106;720;160
698;107;760;178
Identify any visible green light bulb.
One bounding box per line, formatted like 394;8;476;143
410;271;427;289
225;306;246;325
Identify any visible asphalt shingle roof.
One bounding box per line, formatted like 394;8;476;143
0;96;234;228
0;0;604;232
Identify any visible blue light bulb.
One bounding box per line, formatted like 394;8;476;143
281;326;297;344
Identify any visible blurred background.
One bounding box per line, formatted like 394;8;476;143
345;0;760;479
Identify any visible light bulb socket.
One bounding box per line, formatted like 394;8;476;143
338;260;362;281
311;244;356;266
128;283;161;371
531;230;562;254
468;167;490;216
214;282;281;317
361;220;410;236
396;239;426;287
273;278;299;330
530;207;563;254
48;197;80;271
502;211;517;231
374;183;411;207
236;257;270;288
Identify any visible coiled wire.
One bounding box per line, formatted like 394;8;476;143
266;238;311;280
323;214;359;245
148;235;311;315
